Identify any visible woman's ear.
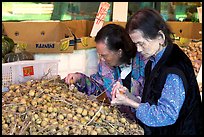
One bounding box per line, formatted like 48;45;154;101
158;30;165;44
118;49;122;57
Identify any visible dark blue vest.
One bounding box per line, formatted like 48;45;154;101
140;44;203;135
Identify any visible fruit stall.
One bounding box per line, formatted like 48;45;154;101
2;78;144;135
2;19;145;136
2;2;202;135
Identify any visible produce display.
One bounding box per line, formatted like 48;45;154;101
177;40;202;92
2;77;144;135
4;50;34;63
2;35;34;63
2;35;14;58
178;41;202;76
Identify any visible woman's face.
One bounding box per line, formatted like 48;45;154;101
96;41;121;67
129;30;163;60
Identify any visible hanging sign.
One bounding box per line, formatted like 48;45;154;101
90;2;110;37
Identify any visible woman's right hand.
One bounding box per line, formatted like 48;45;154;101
64;73;82;85
111;81;127;100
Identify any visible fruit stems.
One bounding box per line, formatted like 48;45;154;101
85;100;104;127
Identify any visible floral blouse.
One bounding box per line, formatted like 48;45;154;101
74;52;146;101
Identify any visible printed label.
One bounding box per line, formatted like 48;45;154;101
36;43;55;48
23;66;34;76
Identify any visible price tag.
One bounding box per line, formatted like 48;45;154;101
90;2;110;37
23;66;34;76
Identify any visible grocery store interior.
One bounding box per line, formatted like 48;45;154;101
2;2;202;135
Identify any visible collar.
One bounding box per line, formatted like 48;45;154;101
119;59;133;79
119;58;132;70
150;47;166;64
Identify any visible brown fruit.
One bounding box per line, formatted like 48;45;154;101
18;106;26;113
95;127;102;134
100;114;106;120
58;114;64;120
90;130;97;135
67;113;73;119
4;92;11;97
29;90;35;97
118;127;125;134
47;107;53;113
81;129;88;135
36;118;42;124
26;81;32;86
120;118;126;124
41;120;48;127
108;127;115;134
20;98;27;104
88;110;95;117
34;114;39;120
76;107;83;114
82;109;88;116
31;100;37;106
2;124;8;129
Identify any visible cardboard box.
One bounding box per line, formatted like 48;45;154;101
61;20;94;38
2;21;75;53
103;21;202;40
61;20;96;50
166;21;202;39
75;37;96;50
2;20;97;53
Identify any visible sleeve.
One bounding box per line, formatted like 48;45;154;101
75;60;115;97
136;74;185;127
75;62;105;96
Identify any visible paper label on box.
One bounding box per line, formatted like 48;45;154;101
23;66;34;76
81;37;89;47
90;2;110;37
35;42;55;49
16;42;28;50
60;38;70;51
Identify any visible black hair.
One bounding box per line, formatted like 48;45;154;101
95;24;137;64
126;8;173;46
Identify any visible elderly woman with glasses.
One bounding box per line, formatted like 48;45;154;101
111;8;202;135
65;24;145;120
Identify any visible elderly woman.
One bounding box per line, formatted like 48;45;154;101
111;8;202;135
65;24;145;120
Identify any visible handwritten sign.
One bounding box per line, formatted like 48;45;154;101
90;2;110;37
23;66;34;76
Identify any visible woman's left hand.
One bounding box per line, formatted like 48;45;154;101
111;81;127;100
111;82;140;108
111;89;130;106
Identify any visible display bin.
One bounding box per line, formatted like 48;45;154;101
2;60;59;92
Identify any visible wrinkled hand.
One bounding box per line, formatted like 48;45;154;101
111;81;128;100
111;81;130;106
65;73;82;85
111;89;130;106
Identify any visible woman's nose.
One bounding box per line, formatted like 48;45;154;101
99;56;105;61
137;45;143;52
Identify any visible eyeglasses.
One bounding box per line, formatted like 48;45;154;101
134;41;145;48
98;53;109;60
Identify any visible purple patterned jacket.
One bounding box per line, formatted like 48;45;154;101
74;53;146;101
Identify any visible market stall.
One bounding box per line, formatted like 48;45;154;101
2;2;202;135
